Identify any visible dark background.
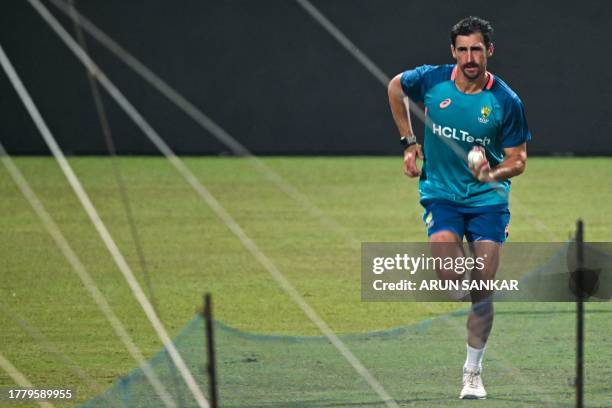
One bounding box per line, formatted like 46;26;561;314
1;0;611;155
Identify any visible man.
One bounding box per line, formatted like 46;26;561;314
387;16;531;399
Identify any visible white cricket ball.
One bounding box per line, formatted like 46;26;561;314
468;148;485;168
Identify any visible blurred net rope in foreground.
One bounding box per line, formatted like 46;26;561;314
47;0;361;249
47;0;557;242
46;0;568;396
0;42;205;407
3;0;572;404
11;0;400;406
5;1;596;406
0;302;111;403
0;139;175;407
39;5;565;397
0;352;55;408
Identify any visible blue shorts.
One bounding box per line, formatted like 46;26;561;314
422;200;510;243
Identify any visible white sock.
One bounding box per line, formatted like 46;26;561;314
464;344;486;372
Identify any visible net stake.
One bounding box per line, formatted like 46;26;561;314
203;293;219;408
575;219;584;408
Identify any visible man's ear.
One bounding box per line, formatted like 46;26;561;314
450;44;457;58
487;43;495;57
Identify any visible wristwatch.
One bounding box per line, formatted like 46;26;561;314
400;135;417;150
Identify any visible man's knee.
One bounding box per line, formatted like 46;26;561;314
471;297;493;317
430;230;461;243
429;231;464;279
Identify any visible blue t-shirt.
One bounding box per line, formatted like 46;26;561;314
400;64;531;207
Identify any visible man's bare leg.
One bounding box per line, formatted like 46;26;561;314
428;233;500;345
429;233;501;399
467;240;500;349
455;240;500;399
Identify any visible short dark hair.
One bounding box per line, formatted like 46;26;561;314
450;16;494;48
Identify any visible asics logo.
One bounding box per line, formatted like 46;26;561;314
439;98;452;109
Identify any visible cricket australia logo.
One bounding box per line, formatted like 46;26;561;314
478;106;492;124
425;212;434;229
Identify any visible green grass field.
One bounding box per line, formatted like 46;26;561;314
1;156;611;407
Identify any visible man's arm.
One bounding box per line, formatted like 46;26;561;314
472;143;527;182
388;74;423;177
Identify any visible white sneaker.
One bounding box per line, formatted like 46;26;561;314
460;368;487;399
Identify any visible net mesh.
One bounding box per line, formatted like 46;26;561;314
81;302;612;407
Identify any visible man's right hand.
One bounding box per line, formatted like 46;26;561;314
403;143;423;177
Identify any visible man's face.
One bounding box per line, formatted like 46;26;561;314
451;32;493;80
